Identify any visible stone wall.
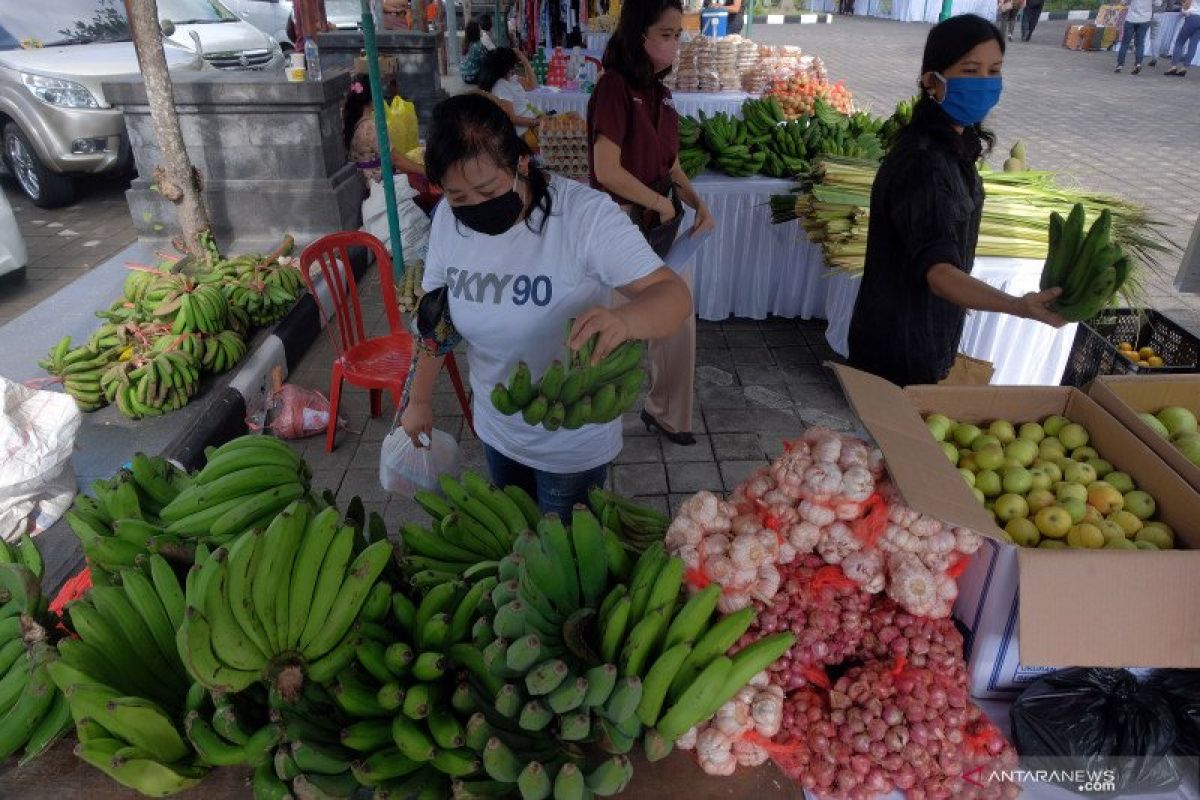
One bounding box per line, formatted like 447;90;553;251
105;71;365;245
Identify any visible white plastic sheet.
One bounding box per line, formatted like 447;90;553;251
526;87;754;119
379;427;459;496
0;376;81;541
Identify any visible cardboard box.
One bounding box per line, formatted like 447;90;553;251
1088;374;1200;493
834;366;1200;698
1063;23;1087;50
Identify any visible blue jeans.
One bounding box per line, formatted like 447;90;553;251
483;445;608;520
1172;14;1200;68
1118;21;1149;66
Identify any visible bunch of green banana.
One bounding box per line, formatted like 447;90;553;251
491;329;645;432
96;296;144;325
225;268;304;328
178;500;392;695
1003;140;1029;173
206;235;297;286
40;336;116;412
586;488;669;553
879;95;916;151
66;454;200;573
122;268;160;306
741;97;786;139
199;329;248;374
1040;204;1128;321
150;330;207;364
158;435;310;542
402;473;534;586
154;281;229;336
679;146;711;179
396;260;426;314
678;115;702;148
99;348;202;419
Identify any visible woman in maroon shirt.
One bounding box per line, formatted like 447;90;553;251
588;0;715;446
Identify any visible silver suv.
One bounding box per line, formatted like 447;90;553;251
0;0;280;208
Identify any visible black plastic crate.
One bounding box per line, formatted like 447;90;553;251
1060;309;1200;387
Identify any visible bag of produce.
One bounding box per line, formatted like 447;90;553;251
385;95;419;155
1148;670;1200;757
1011;668;1183;795
379;424;458;495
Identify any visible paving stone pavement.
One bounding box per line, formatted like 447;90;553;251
0;175;136;325
754;16;1200;333
279;264;860;530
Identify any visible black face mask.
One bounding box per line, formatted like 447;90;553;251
450;175;524;236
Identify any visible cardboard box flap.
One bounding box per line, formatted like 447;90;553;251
833;366;997;535
1018;548;1200;667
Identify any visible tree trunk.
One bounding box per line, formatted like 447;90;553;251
124;0;212;261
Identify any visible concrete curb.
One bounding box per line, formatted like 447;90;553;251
750;12;835;23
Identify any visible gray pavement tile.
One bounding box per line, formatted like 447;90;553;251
696;330;727;348
696;348;735;370
338;468;391;504
615;436;662;464
309;469;346;496
764;329;805;347
613;463;667;496
697;386;749;409
759;434;788;460
458;438;489;473
705;407;799;435
668;493;694;517
303;436;361;470
736;365;788;386
724;330;766;347
731;347;774;366
622;412;653;437
720;319;762;331
630;495;669;518
782;366;836;391
719;460;769;491
696;365;736;387
661;434;714;464
743;385;794;411
711;433;766;462
667;461;723;494
772;346;819;367
760;317;798;330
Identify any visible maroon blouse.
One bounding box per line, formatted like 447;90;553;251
586;71;680;204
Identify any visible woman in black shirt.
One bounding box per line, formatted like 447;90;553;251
847;15;1064;387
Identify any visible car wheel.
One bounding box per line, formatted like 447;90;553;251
3;123;75;209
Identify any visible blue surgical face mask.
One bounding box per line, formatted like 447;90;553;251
933;72;1003;126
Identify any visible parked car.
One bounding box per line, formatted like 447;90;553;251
0;2;211;208
158;0;286;71
0;186;27;280
229;0;364;47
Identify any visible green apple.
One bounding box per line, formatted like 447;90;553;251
953;423;983;448
1018;422;1046;443
1005;439;1039;467
974;444;1005;472
1055;482;1088;503
1001;467;1033;495
1060;497;1087;524
941;441;960;465
972;488;986;505
959;468;977;487
1003;457;1024;470
1038;462;1063;483
994;493;1030;522
1039;539;1068;549
1123;490;1156;520
1027;488;1056;513
1174;433;1200;467
1039;438;1067;460
1043;415;1070;437
975;469;1002;498
1157;406;1198;438
1028;467;1053;492
1005;517;1041;547
987;420;1017;445
1108;510;1142;537
1058;423;1090;451
1071;446;1099;463
1086;457;1113;478
1104;535;1137;550
1134;540;1160;551
1063;462;1098;486
1136;522;1174;549
1034;506;1072;539
972;434;1002;453
1098;520;1128;543
1138;412;1171;439
926;413;955;441
958;451;979;472
1105;471;1135;494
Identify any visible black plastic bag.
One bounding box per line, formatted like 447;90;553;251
1011;668;1181;796
1149;670;1200;757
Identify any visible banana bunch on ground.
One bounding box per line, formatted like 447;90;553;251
179;500;392;695
1040;204;1129;321
402;473;534;587
100;349;202;419
49;557;213;796
209;236;304;329
39;336;118;412
491;330;645;432
199;330;248;374
586;488;669;553
396;260;426;314
144;275;229;335
0;539;73;768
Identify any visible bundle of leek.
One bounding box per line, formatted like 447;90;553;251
770;158;1175;291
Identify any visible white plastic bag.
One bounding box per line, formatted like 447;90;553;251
379;427;459;495
0;375;81;541
362;173;431;262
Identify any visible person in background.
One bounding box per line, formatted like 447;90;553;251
426;0;448;75
344;76;426;185
1020;0;1044;40
997;0;1022;41
1115;0;1153;72
1167;0;1200;75
461;21;488;83
400;94;691;516
383;0;414;29
723;0;745;35
480;13;498;49
478;47;540;138
589;0;716;447
846;16;1064;387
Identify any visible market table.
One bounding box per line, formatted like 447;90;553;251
892;0;941;23
822;259;1079;386
526;87;755;118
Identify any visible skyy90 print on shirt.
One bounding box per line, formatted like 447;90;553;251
445;267;554;307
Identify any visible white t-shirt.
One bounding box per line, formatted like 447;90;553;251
423;176;662;473
481;31;497;49
492;78;532;136
1125;0;1152;24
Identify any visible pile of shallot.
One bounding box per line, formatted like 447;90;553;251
773;659;1020;800
857;599;968;682
675;673;785;776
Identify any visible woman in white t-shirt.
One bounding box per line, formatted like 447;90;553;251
400;94;692;516
478;47;539;138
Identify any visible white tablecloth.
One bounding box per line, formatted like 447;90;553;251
688;174;831;321
822;261;1079;386
892;0;941;22
526;88;754;118
951;0;997;20
1151;11;1200;66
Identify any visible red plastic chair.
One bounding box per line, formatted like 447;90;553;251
297;231;473;453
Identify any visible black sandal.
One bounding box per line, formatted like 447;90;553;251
641;410;697;446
